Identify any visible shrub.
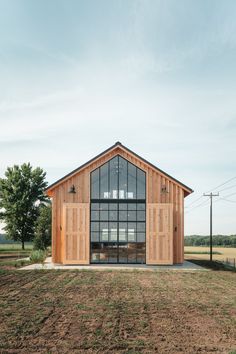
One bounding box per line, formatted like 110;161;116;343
30;250;46;263
33;203;51;250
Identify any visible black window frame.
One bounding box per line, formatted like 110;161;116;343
90;155;146;264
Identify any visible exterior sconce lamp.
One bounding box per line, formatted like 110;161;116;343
161;185;168;194
69;185;76;194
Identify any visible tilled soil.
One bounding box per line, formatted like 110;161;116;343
0;269;235;354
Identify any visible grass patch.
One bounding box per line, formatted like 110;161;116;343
30;250;47;263
0;259;32;269
184;251;222;255
189;259;236;272
0;243;33;251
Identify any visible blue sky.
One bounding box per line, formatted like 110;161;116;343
0;0;236;234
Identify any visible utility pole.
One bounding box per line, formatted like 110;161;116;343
203;192;219;262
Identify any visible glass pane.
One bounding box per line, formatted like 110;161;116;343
118;243;127;262
128;223;136;242
91;156;146;264
91;203;99;210
128;211;136;221
91;243;101;262
128;203;136;210
128;163;136;199
128;222;136;232
137;169;145;199
108;243;118;263
118;157;127;199
137;203;145;211
119;203;127;210
137;222;145;232
100;243;109;262
109;157;118;199
91;232;99;242
128;243;136;263
119;222;127;241
109;203;118;210
137;211;145;221
137;243;145;263
100;210;108;221
91;211;99;221
100;203;108;210
109;222;118;241
91;222;99;232
91;169;99;199
100;222;108;241
109;210;117;221
119;210;127;221
137;233;145;242
100;163;109;199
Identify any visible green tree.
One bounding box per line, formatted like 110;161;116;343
33;203;51;250
0;163;48;249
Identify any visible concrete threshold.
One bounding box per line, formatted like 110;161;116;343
19;257;207;271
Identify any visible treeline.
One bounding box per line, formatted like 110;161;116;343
185;235;236;247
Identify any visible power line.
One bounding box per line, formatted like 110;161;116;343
185;199;209;214
205;176;236;194
218;198;236;203
186;191;236;213
185;195;203;208
215;191;236;203
203;192;219;262
186;176;236;208
218;183;236;193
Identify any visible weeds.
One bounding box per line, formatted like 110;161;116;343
30;250;47;263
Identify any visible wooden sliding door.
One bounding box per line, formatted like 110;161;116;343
146;203;173;265
62;203;89;264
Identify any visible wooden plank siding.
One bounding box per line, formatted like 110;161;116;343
62;203;89;264
50;146;187;264
146;204;173;264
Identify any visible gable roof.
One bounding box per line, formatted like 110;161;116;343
45;142;193;194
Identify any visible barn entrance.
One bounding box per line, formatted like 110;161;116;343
90;155;146;264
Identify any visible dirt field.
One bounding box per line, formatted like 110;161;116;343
185;246;236;262
0;269;235;354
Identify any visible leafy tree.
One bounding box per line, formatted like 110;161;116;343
0;163;48;249
184;234;236;247
33;203;51;250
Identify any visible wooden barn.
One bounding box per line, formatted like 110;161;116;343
46;142;193;265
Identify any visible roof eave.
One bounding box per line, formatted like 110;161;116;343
45;142;193;195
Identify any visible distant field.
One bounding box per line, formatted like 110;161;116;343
185;246;236;262
0;243;33;269
0;243;33;251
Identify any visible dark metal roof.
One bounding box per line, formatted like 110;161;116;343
46;141;193;193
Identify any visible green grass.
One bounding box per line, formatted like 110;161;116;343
29;250;47;263
184;251;222;255
0;259;32;268
0;243;33;252
0;243;33;269
189;259;236;272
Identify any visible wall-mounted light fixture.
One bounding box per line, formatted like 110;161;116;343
68;184;76;194
161;185;168;194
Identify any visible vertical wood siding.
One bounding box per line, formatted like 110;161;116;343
146;204;173;264
62;203;89;264
50;146;186;264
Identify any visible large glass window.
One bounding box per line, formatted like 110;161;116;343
90;156;146;264
91;156;146;200
100;164;109;199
